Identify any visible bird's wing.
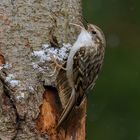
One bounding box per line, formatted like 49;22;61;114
56;65;72;107
73;46;102;105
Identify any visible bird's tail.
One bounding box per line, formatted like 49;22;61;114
56;88;76;128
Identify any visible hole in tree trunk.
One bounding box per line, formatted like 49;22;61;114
35;86;62;134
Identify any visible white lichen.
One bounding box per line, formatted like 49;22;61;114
42;43;49;49
32;43;71;62
32;62;38;69
31;43;72;73
32;50;48;62
31;62;44;72
3;62;12;69
16;92;25;100
5;74;20;87
10;80;19;87
0;63;12;71
5;74;15;82
28;86;34;92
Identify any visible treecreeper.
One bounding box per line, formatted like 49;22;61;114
56;22;106;128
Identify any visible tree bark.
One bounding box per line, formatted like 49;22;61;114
0;0;86;139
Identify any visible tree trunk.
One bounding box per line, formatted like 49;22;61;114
0;0;86;139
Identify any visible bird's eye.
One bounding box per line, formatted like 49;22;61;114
92;31;96;34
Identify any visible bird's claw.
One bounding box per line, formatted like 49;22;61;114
50;54;67;71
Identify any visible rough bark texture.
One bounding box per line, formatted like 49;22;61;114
0;0;86;139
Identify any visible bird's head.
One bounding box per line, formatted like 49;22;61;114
87;24;106;47
70;23;106;48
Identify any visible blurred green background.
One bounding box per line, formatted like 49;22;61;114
82;0;140;140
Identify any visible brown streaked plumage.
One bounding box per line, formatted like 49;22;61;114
56;23;106;128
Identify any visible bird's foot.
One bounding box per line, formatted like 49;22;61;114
50;54;67;71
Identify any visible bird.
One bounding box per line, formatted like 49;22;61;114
56;22;106;128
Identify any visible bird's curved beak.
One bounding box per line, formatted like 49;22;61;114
69;23;86;31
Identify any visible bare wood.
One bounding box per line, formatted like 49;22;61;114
0;0;86;139
35;89;86;140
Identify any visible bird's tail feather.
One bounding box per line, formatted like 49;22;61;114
56;88;76;128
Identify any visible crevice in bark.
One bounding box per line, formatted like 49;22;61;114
0;79;18;139
0;78;20;136
35;86;62;134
